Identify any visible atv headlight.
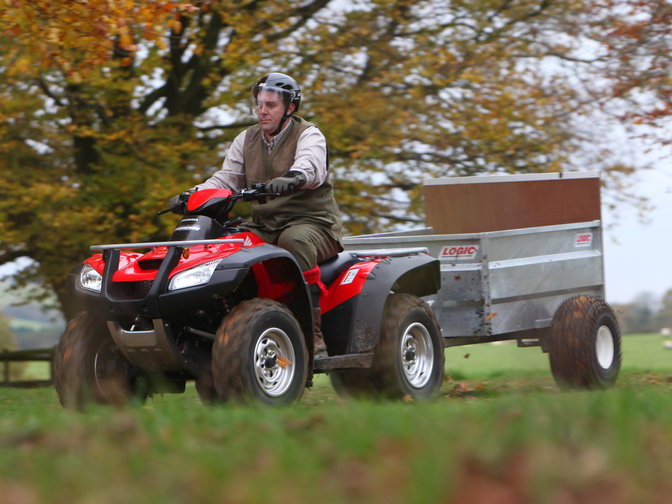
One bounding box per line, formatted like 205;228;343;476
168;259;222;291
80;263;102;292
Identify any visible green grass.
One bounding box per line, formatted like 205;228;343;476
445;332;672;378
16;361;51;381
2;334;672;503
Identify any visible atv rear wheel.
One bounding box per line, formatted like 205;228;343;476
211;298;308;405
548;295;621;389
53;312;136;408
373;293;444;400
329;369;378;398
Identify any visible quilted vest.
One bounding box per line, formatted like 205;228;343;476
243;116;343;236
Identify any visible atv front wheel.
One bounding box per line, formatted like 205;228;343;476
373;293;445;400
548;295;621;389
211;298;308;405
53;312;136;408
194;372;218;404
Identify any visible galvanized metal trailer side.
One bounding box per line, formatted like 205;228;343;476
343;219;604;349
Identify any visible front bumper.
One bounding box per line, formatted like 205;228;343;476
71;242;249;321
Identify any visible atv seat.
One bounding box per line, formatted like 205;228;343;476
319;252;362;287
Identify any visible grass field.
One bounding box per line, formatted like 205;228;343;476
2;333;672;503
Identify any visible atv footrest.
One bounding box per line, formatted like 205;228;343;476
313;352;374;372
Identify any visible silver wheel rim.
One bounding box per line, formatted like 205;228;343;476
400;322;434;389
596;325;614;369
254;328;295;397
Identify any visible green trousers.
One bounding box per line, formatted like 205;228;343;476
242;222;342;271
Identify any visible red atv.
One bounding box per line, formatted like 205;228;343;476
53;186;443;407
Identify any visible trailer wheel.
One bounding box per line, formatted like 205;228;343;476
548;295;621;389
373;294;444;400
53;312;136;408
212;298;308;405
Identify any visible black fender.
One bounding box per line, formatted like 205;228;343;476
205;243;314;368
338;253;440;354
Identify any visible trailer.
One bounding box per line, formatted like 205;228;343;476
343;172;621;389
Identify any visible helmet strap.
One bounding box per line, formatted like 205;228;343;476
269;102;294;137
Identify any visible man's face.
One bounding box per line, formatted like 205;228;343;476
256;89;294;136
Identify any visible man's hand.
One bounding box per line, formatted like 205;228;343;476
267;171;307;195
168;188;196;214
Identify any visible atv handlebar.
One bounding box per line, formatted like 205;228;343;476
158;184;281;216
238;184;282;203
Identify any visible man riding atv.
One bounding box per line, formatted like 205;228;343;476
170;73;342;357
53;74;443;408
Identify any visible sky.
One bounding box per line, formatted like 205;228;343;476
602;163;672;305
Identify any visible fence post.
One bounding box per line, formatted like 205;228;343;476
2;350;8;385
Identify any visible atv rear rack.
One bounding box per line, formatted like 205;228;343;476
349;247;428;258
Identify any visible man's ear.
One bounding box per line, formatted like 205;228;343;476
288;103;296;115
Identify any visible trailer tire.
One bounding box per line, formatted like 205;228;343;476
53;311;136;408
549;295;621;389
373;293;444;400
212;298;308;405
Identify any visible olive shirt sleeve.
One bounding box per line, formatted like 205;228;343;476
198;125;328;191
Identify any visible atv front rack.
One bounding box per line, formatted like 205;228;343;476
88;239;246;320
90;239;244;250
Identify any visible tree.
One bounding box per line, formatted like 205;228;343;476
0;0;192;73
0;0;669;318
654;289;672;332
591;1;672;147
614;292;659;334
